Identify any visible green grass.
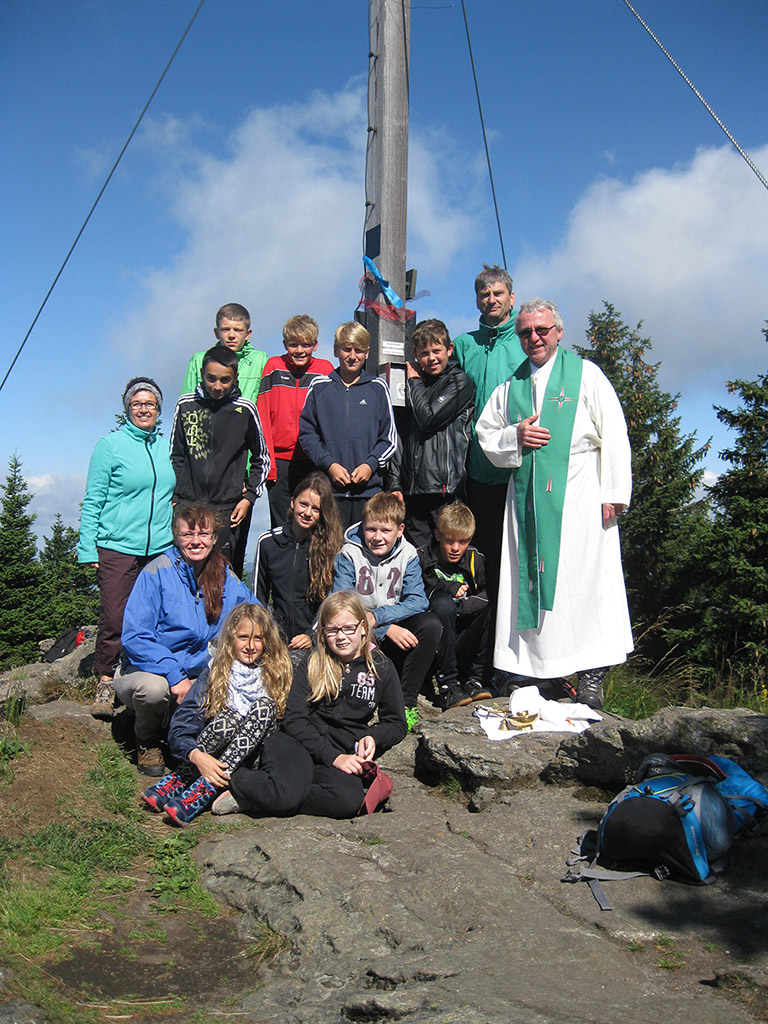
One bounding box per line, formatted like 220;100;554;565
85;741;143;819
149;828;221;916
604;658;768;720
0;732;229;1021
0;685;30;782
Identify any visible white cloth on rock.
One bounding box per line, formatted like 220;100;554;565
473;685;603;741
476;354;633;678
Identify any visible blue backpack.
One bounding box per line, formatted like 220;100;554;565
564;753;768;908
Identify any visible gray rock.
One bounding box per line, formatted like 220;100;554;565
192;703;768;1023
0;636;96;705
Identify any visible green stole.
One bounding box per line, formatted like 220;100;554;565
508;348;583;629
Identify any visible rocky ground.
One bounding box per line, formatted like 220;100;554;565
2;644;768;1023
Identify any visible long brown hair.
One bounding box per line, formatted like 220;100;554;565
203;603;292;719
173;503;226;624
288;472;344;603
308;591;377;703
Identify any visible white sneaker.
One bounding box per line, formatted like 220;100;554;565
211;790;241;816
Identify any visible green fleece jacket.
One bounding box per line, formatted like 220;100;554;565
452;314;523;486
181;341;268;403
77;421;175;563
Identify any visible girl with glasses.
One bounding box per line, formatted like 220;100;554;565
278;591;407;818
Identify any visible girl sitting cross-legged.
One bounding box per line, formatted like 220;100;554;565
141;603;292;826
280;590;407;819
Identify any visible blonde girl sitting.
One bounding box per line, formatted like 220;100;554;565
141;603;291;826
281;591;407;818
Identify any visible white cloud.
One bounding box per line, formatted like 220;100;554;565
27;473;86;546
108;84;484;394
513;143;768;390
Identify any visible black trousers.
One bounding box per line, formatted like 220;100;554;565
229;731;313;817
429;591;491;685
379;610;442;707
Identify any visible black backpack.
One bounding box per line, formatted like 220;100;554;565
563;753;768;909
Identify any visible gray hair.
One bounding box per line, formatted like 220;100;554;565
474;264;514;295
515;299;563;333
122;376;163;415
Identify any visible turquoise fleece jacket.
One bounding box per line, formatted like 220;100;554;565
452;314;523;486
77;420;175;564
181;340;268;404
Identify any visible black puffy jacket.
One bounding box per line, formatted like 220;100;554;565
387;362;475;496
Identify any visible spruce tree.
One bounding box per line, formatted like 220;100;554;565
575;303;711;659
0;454;43;668
700;327;768;677
39;513;99;635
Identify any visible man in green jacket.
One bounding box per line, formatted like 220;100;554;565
452;265;523;607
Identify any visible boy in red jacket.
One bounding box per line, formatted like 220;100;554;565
257;315;334;527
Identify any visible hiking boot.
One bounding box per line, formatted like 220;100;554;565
464;678;493;702
437;683;473;711
137;745;165;777
90;680;115;720
576;668;607;711
490;670;523;698
404;706;421;733
211;790;241;816
164;776;217;827
141;772;186;812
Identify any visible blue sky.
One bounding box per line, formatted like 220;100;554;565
1;0;767;558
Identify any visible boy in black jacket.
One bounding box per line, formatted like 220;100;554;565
387;319;475;548
418;502;492;710
170;345;269;573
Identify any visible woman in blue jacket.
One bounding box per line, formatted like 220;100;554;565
77;378;175;720
118;503;254;776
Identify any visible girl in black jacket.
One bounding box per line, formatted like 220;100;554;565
254;472;343;651
282;591;407;818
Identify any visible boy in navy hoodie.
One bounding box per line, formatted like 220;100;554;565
332;492;441;731
170;345;269;574
298;321;397;529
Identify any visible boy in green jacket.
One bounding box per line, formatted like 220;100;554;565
181;303;268;575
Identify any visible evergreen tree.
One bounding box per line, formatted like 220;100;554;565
39;513;99;635
698;327;768;676
0;454;43;669
575;303;711;659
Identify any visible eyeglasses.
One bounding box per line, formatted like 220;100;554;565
178;530;215;540
129;401;158;411
324;620;363;639
517;324;557;342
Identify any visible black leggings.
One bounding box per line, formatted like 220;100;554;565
229;731;313;816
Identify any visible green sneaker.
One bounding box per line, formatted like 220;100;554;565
405;706;420;732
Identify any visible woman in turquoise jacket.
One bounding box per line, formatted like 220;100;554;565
77;378;175;719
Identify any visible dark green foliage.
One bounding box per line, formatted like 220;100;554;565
575;304;711;660
694;327;768;677
39;513;98;635
0;454;43;669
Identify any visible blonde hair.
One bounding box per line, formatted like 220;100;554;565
334;321;370;355
435;502;475;540
283;314;318;345
308;592;377;702
362;491;405;528
204;604;292;719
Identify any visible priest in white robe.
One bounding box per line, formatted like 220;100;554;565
475;299;633;709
